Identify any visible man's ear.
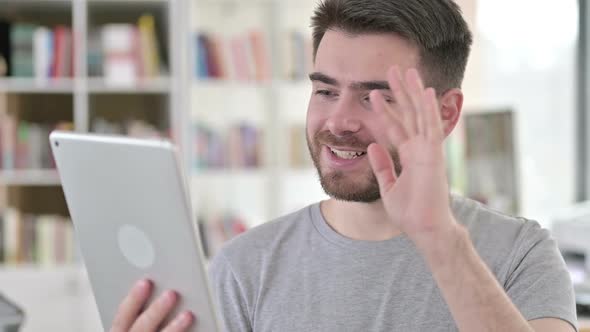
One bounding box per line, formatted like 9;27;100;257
439;88;463;137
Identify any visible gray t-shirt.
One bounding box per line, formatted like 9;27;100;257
208;195;577;331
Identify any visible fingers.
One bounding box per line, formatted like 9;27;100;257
161;311;195;332
405;69;427;135
370;90;407;144
130;290;179;332
110;279;195;332
387;66;441;140
388;66;417;134
111;279;153;332
367;143;397;193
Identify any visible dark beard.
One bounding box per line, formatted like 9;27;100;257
307;130;402;203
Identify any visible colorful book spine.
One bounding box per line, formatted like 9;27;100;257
33;27;52;80
101;24;138;85
0;118;74;170
10;24;35;77
48;25;74;78
195;30;273;82
137;14;161;78
193;122;263;169
0;20;12;76
0;208;76;266
0;111;16;170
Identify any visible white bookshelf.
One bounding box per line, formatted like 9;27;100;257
0;169;61;186
86;77;172;93
0;78;75;93
0;0;183;330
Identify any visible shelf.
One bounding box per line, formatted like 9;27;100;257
0;263;82;274
279;167;316;175
191;169;271;186
192;168;270;178
192;79;310;90
192;80;272;91
87;77;171;94
88;0;168;3
196;0;309;6
0;78;163;95
0;78;75;94
0;0;72;7
0;169;61;186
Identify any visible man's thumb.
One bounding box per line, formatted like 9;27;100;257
367;143;397;194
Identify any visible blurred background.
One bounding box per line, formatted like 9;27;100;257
0;0;588;330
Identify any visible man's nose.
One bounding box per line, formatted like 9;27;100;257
325;97;362;136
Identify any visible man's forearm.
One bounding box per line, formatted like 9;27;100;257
417;221;533;332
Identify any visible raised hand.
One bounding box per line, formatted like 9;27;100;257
367;66;456;248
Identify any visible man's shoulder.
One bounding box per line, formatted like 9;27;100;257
451;193;542;237
451;194;550;275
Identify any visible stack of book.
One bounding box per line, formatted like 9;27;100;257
0;20;73;79
281;30;313;81
288;124;312;168
196;212;248;258
193;122;263;169
91;117;167;139
88;14;164;85
0;208;77;266
194;30;270;82
194;29;313;82
0;115;73;170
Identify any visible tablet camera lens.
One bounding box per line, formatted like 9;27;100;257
54;141;59;147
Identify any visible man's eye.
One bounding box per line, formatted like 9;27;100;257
363;95;394;104
315;90;335;97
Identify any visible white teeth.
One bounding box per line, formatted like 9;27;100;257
330;148;366;159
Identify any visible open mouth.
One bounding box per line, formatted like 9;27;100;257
328;147;367;160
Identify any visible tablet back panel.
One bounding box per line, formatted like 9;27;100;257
49;131;220;332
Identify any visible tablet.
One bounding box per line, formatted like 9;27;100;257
49;131;221;332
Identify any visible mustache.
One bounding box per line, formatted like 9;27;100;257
314;131;372;150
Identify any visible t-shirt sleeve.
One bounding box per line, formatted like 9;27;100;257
208;251;253;332
503;220;578;331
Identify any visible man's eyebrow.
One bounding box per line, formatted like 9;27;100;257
309;72;390;91
309;72;339;86
350;81;390;91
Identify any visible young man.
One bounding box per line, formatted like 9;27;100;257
110;0;577;331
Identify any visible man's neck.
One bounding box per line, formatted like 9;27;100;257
320;198;403;241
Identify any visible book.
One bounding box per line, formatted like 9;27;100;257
0;110;16;170
137;14;161;78
101;24;138;85
249;30;270;81
289;124;311;168
282;30;313;81
196;30;272;82
0;20;12;76
193;122;263;169
3;208;21;264
0;213;4;261
15;122;30;169
10;24;35;77
87;30;102;76
33;26;52;80
195;34;210;79
0;119;73;170
0;210;75;265
230;35;250;81
50;25;73;78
